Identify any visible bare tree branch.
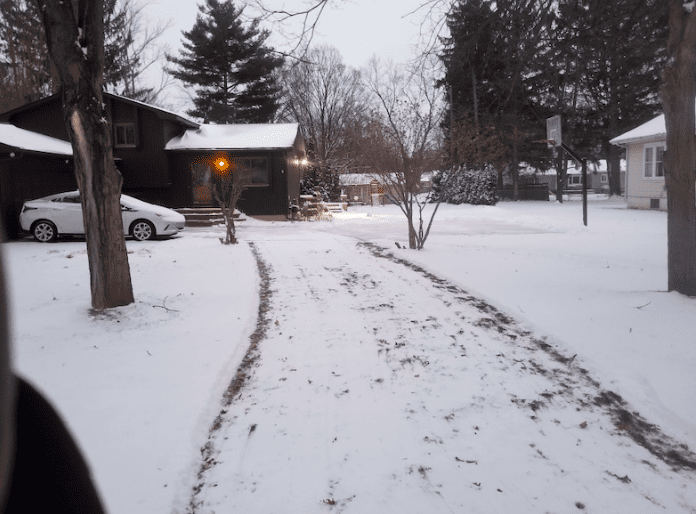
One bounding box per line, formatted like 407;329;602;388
249;0;339;60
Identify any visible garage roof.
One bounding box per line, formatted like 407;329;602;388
0;123;73;156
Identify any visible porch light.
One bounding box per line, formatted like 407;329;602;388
293;157;309;167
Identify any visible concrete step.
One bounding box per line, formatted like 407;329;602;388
175;208;242;227
324;202;347;212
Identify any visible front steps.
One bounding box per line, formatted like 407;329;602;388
175;208;243;227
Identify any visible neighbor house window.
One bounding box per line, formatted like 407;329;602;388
114;122;137;147
600;174;607;183
643;143;665;178
567;175;581;186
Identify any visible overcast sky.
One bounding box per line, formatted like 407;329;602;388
142;0;449;111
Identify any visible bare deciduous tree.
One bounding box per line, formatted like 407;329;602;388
35;0;134;309
280;45;364;174
661;0;695;296
104;0;172;103
361;58;444;250
250;0;336;58
211;157;254;245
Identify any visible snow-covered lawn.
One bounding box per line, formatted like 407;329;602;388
3;198;694;513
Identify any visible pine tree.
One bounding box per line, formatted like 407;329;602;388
0;0;58;112
559;0;668;196
166;0;283;123
439;0;553;197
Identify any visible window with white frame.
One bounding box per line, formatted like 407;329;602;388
643;143;665;178
567;175;581;185
600;174;607;183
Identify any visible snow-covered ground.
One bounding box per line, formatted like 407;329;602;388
3;197;694;513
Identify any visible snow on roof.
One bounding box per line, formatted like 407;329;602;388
540;159;626;175
0;123;72;156
339;173;380;185
610;114;665;146
339;172;435;186
165;123;300;151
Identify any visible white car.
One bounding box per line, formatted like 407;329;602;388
19;191;186;242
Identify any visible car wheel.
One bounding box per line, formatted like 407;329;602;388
32;220;57;242
131;220;156;241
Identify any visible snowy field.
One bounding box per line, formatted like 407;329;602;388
3;197;695;513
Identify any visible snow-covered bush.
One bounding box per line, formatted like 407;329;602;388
300;166;342;201
431;166;498;205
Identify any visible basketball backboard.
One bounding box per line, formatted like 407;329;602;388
546;115;562;148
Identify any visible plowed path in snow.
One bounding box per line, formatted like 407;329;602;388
186;232;694;514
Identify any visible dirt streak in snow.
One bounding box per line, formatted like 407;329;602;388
187;242;273;513
184;237;694;514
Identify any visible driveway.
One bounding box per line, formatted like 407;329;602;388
186;231;694;514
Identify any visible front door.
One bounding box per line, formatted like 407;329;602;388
191;162;213;205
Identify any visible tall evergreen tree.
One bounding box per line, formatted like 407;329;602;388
166;0;283;123
0;0;58;112
439;0;552;197
552;0;668;196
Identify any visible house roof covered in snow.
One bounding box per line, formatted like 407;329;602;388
610;114;666;146
339;172;435;186
0;123;73;156
165;123;301;151
540;160;626;175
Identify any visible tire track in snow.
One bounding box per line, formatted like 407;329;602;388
186;242;273;514
185;236;694;514
360;241;696;473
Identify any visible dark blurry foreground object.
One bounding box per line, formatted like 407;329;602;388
2;378;107;513
0;225;105;511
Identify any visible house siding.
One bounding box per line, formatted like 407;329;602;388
625;136;667;210
114;109;172;191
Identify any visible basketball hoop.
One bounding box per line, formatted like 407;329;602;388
546;115;562;149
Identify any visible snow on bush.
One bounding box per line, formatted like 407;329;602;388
431;166;498;205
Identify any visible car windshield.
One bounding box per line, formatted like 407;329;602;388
120;195;151;210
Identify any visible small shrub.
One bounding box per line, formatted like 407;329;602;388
432;166;498;205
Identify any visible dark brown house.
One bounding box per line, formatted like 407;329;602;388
0;93;305;238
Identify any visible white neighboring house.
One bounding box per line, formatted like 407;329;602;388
610;114;666;210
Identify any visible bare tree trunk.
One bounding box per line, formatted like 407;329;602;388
36;0;134;309
662;1;695;296
606;142;622;197
512;126;519;201
407;198;417;249
606;76;623;197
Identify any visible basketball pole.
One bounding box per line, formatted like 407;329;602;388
559;142;588;227
539;115;588;227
